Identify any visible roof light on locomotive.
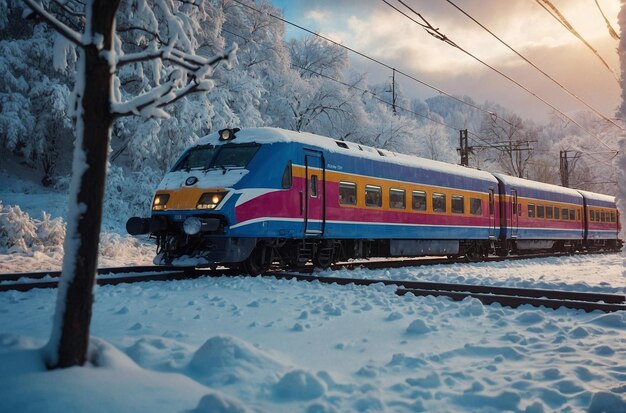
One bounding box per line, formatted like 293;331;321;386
218;128;240;141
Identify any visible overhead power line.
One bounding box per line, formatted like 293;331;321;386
223;21;511;151
224;6;512;154
229;0;516;130
535;0;619;81
384;0;617;153
444;0;623;131
595;0;620;40
292;63;457;132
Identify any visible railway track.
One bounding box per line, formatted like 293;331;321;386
269;272;626;313
1;253;624;312
0;265;208;292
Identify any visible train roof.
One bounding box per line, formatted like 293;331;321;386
197;127;498;183
492;173;583;199
577;189;616;207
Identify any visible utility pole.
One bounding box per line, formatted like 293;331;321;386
559;150;569;187
458;129;472;166
392;68;396;115
559;150;581;188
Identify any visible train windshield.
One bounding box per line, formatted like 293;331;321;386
171;143;260;171
212;144;260;168
172;145;218;171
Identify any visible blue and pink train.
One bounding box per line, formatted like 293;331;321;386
126;127;621;273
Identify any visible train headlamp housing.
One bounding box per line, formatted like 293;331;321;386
152;193;170;210
218;128;240;141
196;191;227;209
183;217;202;235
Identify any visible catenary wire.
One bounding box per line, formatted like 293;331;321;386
385;0;617;153
534;0;619;81
222;25;503;150
444;0;622;130
222;23;505;152
227;0;618;163
595;0;620;40
229;0;516;129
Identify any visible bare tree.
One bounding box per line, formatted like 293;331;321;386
23;0;236;369
480;112;536;178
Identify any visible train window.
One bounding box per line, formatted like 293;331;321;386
451;195;465;214
310;175;318;197
601;211;606;222
569;209;575;221
432;193;446;213
365;185;382;207
339;181;357;205
595;211;600;222
172;144;218;171
412;191;427;211
212;144;260;168
562;208;569;220
590;210;595;221
577;209;581;221
528;204;535;218
554;207;560;220
611;212;616;222
281;161;292;189
546;206;553;219
389;188;406;209
470;198;482;216
537;205;545;218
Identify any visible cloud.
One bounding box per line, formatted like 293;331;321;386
305;9;329;23
273;0;621;120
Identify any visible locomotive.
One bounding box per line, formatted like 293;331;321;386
126;127;621;273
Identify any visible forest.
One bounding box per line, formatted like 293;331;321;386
0;0;621;229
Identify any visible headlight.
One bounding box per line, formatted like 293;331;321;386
196;191;227;209
152;194;170;210
183;217;202;235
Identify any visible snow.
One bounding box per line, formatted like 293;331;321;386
2;172;626;412
0;255;625;412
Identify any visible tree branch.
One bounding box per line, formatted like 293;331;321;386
112;44;238;118
52;0;85;17
23;0;84;47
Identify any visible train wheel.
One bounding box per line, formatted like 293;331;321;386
313;242;335;269
465;250;481;262
243;244;273;275
464;242;484;262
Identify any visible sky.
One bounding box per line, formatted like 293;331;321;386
270;0;622;122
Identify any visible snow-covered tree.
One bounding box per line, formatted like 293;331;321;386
479;111;537;178
288;35;348;80
0;1;74;184
23;0;236;369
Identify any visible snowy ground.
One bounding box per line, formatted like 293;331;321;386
1;254;625;412
1;163;626;412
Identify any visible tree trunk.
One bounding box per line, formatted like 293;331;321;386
48;0;120;369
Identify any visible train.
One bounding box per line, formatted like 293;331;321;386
126;127;622;273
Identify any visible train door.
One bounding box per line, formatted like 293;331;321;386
510;189;519;238
304;150;325;236
488;188;496;238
